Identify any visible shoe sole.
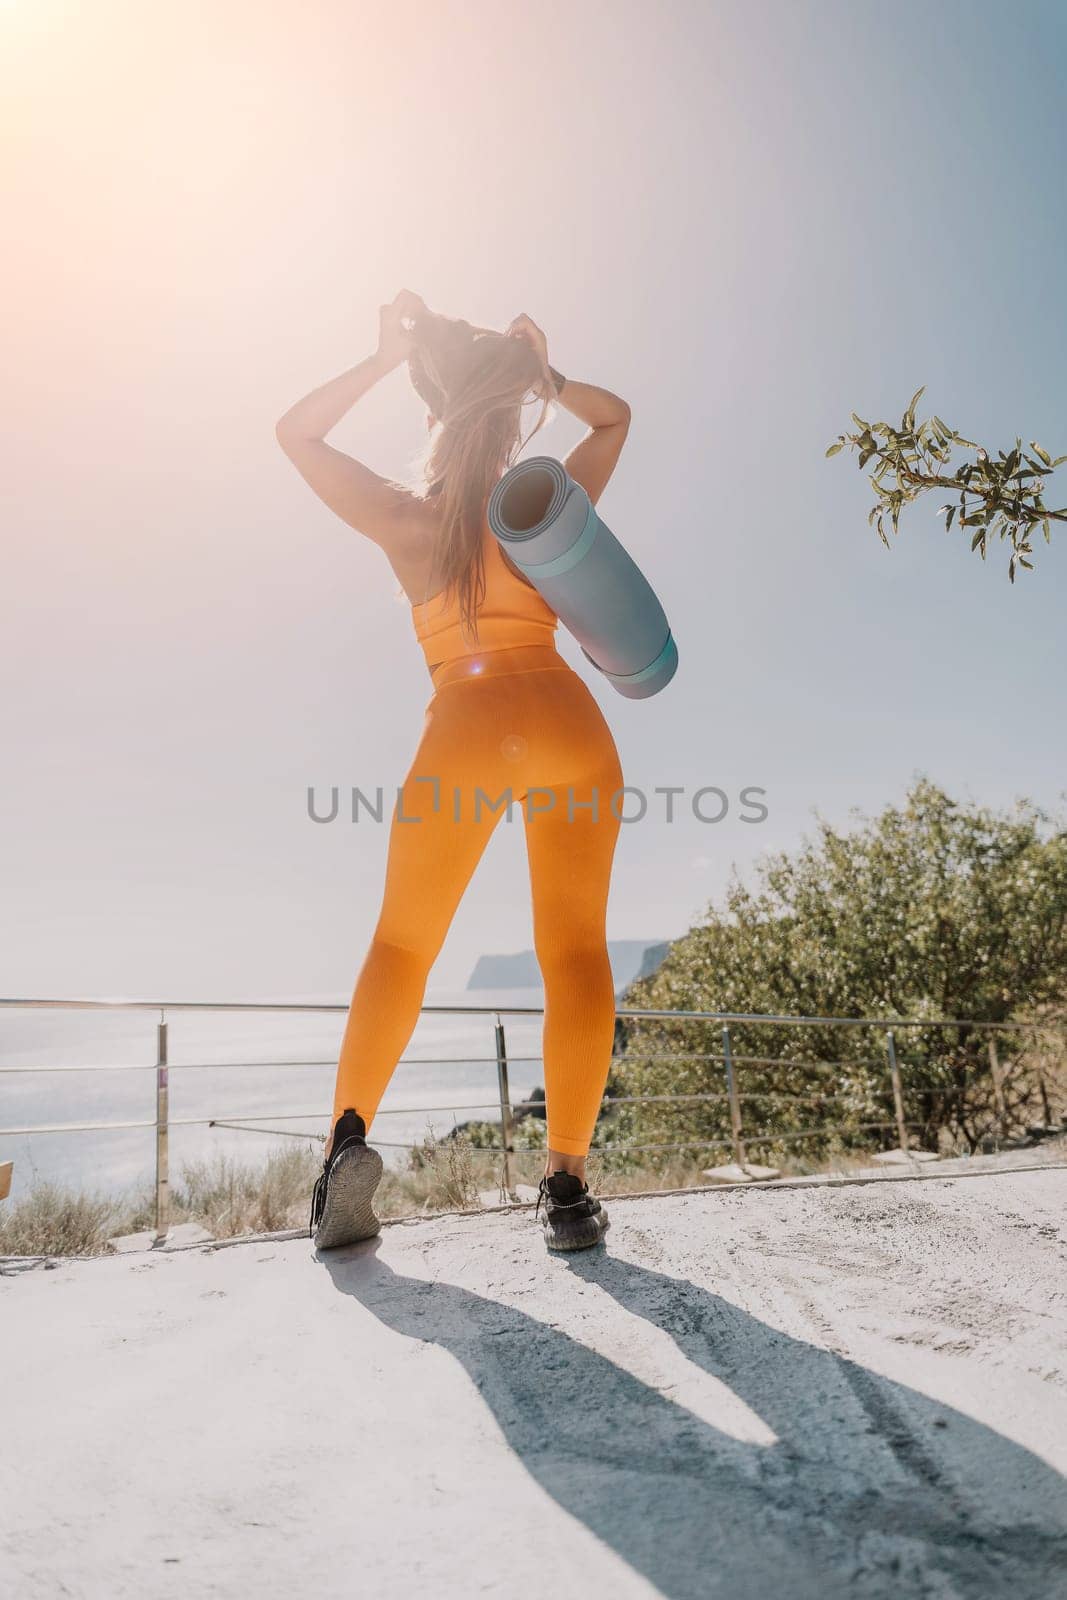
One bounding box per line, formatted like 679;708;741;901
312;1143;384;1250
543;1211;610;1252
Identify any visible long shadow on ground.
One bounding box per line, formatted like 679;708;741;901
323;1238;1066;1600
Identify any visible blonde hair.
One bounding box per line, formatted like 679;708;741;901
406;309;552;637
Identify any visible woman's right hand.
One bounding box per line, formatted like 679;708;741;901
505;312;551;383
377;289;428;368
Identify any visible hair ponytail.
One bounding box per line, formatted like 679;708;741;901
407;311;551;638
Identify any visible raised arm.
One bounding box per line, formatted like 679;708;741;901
506;313;631;506
275;292;427;548
555;376;631;507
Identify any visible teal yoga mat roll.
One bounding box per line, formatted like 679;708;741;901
487;457;678;699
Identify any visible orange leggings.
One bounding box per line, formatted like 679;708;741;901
332;645;624;1156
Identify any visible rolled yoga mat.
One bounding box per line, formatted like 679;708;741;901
487;457;678;699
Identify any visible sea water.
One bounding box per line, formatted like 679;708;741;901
0;988;548;1205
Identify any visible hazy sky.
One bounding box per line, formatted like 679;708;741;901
3;0;1065;1001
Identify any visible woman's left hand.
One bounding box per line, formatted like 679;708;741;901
505;312;551;382
376;290;427;367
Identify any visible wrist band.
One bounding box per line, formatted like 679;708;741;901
547;364;566;396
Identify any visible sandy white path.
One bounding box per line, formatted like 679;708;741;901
2;1168;1066;1600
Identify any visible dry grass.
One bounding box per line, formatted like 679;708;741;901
3;1129;975;1259
0;1182;125;1258
394;1130;480;1212
0;1139;500;1257
173;1147;320;1235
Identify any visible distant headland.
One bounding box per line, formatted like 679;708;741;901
467;939;670;996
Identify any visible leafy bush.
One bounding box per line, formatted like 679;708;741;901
614;781;1067;1159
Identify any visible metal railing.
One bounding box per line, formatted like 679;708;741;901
0;997;1050;1242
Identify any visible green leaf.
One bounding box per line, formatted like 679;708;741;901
902;385;926;430
946;505;956;531
1031;441;1052;467
1052;454;1067;468
1019;557;1033;570
825;441;845;457
1043;518;1051;543
971;529;984;551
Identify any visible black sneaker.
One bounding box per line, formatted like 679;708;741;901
309;1108;384;1250
536;1171;609;1252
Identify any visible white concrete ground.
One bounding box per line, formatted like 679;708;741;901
2;1167;1066;1600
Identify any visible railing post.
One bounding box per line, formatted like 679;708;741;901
154;1013;169;1242
886;1029;908;1152
494;1013;514;1201
1036;1070;1054;1131
987;1038;1006;1135
722;1024;746;1170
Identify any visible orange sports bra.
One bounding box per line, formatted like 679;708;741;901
411;517;559;675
